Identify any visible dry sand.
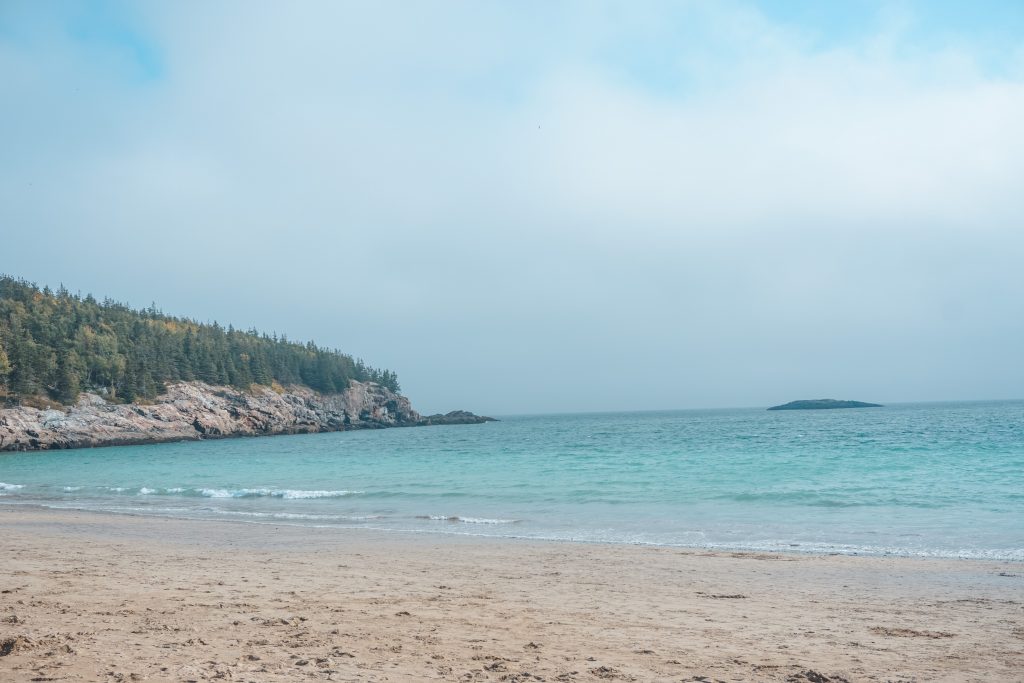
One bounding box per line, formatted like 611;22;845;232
1;507;1021;682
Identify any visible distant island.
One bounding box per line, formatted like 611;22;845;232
767;399;883;411
0;275;493;451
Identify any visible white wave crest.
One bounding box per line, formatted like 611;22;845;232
423;515;519;525
280;489;361;499
199;489;233;498
0;482;24;491
198;488;360;499
213;510;385;521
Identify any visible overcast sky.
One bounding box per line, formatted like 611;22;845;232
2;1;1023;414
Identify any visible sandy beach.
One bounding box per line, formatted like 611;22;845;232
1;507;1021;682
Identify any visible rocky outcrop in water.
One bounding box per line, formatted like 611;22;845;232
767;399;883;411
0;381;494;451
419;410;498;426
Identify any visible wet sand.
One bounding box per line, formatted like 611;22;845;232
1;507;1021;681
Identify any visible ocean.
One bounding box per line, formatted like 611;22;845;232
2;401;1022;560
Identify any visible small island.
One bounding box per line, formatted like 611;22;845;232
767;399;883;411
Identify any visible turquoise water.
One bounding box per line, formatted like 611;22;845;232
2;401;1022;559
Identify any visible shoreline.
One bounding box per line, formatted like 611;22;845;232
3;500;1020;563
2;507;1022;681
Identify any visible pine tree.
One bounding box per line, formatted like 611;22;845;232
0;343;11;397
55;353;81;403
0;274;402;404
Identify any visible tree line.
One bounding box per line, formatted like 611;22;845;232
0;275;400;405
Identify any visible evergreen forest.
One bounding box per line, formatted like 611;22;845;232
0;275;400;406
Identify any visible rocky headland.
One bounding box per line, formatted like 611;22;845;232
0;381;494;452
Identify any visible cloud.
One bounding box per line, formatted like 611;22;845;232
2;1;1023;412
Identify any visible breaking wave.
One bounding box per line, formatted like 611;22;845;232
33;485;365;499
198;488;362;499
418;515;519;525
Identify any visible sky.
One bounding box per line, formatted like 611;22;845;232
2;1;1023;415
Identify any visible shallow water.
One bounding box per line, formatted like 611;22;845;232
2;401;1022;559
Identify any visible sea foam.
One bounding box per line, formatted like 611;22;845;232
198;488;360;499
420;515;519;525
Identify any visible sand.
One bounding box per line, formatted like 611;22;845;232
1;508;1021;682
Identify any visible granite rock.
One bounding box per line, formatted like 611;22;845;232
0;380;492;451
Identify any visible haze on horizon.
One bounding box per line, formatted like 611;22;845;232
2;1;1023;415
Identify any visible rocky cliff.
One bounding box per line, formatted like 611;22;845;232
0;381;494;451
